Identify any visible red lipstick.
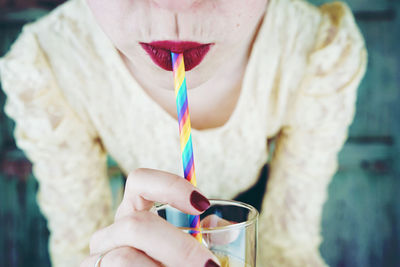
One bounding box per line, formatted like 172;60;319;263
140;41;212;71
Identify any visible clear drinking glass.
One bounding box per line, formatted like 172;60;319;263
153;199;258;267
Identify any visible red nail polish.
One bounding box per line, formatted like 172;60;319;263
190;191;210;212
205;259;220;267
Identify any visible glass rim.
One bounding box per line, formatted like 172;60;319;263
152;199;259;233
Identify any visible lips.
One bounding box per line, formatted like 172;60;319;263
140;41;212;71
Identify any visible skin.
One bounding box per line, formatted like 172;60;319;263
86;0;268;129
80;169;219;267
82;0;268;265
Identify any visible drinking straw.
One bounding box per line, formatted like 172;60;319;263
171;52;202;243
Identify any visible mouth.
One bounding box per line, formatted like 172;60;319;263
139;41;213;71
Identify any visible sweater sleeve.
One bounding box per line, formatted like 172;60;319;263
0;27;113;267
258;3;367;266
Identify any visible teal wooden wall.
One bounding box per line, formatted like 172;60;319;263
0;1;399;266
314;1;400;266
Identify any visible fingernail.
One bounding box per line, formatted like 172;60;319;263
205;259;220;267
190;191;210;212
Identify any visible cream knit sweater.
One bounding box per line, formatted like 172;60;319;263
0;0;366;266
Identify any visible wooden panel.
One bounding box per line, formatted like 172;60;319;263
0;23;23;152
309;0;390;12
0;174;51;267
349;18;400;137
320;143;400;267
0;0;66;9
321;169;400;267
338;141;394;173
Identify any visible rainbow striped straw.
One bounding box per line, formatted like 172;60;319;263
171;52;202;243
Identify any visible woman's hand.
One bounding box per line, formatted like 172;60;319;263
80;168;220;267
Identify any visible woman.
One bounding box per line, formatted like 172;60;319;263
0;0;367;266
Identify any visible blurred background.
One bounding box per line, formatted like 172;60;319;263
0;0;399;266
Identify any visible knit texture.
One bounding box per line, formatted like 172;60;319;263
0;0;367;266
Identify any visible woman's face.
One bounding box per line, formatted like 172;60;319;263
86;0;268;90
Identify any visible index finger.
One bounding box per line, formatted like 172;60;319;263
115;168;210;221
91;211;220;267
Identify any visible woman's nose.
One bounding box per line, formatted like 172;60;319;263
151;0;200;12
